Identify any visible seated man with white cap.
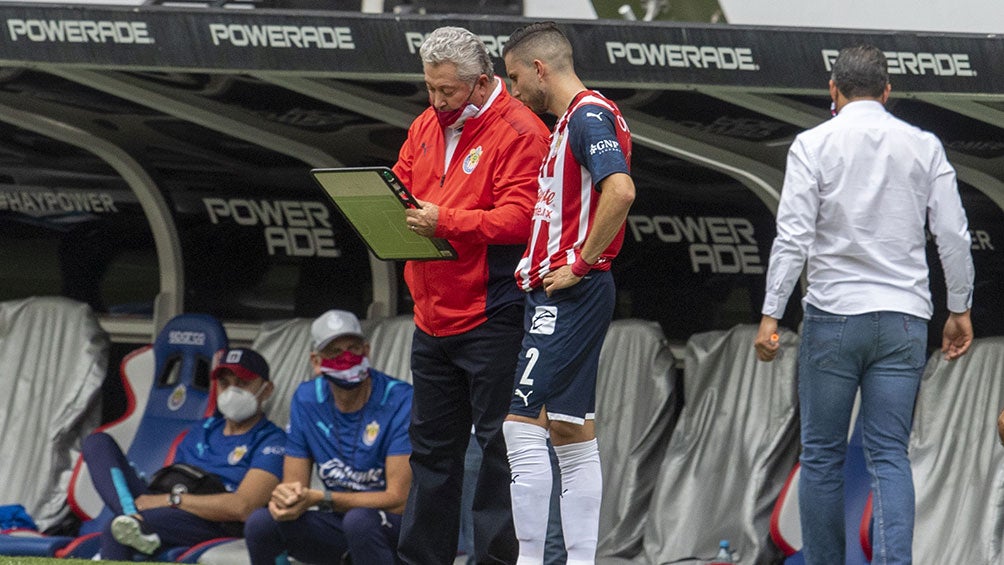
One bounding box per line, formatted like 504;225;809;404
244;310;413;565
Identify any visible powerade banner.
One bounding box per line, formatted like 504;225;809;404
0;5;1003;93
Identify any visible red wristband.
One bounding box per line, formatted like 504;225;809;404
570;256;593;277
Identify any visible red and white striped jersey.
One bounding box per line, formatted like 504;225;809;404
515;89;632;291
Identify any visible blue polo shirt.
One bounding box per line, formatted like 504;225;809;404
174;415;286;491
286;370;412;492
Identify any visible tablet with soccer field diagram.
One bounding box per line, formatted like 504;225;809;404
310;167;458;261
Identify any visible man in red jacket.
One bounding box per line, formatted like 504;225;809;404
393;25;549;565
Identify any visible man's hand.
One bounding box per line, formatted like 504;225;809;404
404;198;439;238
541;266;581;297
942;310;974;361
268;481;311;522
134;493;169;511
754;315;781;362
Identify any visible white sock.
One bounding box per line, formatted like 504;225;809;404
554;438;602;565
503;420;552;565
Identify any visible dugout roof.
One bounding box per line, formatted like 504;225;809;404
0;3;1002;339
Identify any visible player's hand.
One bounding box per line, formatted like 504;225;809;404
541;265;581;297
404;198;439;238
754;316;781;362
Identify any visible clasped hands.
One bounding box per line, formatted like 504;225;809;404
268;481;314;521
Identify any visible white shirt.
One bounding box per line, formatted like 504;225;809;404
762;100;974;320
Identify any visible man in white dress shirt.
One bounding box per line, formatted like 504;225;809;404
753;44;974;565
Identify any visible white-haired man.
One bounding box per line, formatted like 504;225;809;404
392;25;550;565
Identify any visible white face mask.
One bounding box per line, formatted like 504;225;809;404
217;384;263;423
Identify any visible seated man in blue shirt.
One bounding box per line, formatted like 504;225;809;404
82;348;286;560
244;309;412;565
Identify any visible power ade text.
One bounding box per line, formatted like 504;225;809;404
606;42;758;70
629;215;764;274
7;19;153;44
208;24;354;49
822;49;975;77
404;31;509;59
203;198;340;258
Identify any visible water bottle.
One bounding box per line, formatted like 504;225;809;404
710;539;735;564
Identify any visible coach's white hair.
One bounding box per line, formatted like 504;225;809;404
419;26;493;83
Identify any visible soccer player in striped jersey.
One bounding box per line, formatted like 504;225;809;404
502;21;636;565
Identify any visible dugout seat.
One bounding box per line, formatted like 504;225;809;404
0;297;108;555
640;324;800;564
50;313;228;558
910;337;1004;564
595;319;679;559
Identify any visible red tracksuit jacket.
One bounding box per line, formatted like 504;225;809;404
393;81;549;336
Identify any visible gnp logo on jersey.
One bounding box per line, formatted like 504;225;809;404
168;384;187;411
228;445;248;465
463;146;483;174
530;306;557;335
589;139;621;157
363;420;380;446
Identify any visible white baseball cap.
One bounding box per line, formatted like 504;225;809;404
311;309;365;352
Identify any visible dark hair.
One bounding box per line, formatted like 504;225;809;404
831;44;889;99
502;21;573;70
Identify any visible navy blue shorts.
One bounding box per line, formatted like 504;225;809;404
509;270;615;424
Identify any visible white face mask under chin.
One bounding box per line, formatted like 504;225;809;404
217;384;263;423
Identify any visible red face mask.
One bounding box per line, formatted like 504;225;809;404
434;84;479;129
319;351;370;389
435;105;468;128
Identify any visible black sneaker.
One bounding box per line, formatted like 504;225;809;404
110;514;161;555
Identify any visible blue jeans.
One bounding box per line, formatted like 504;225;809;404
798;305;927;565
